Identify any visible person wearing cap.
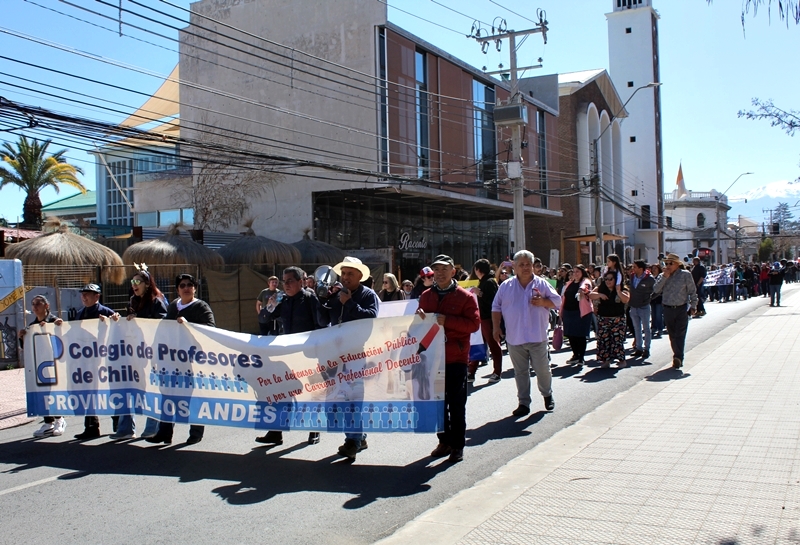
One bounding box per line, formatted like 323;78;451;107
401;279;414;297
652;253;698;369
256;276;282;335
322;257;379;461
255;266;326;447
690;257;707;316
492;250;561;417
416;254;480;463
768;261;785;307
146;274;215;446
21;295;66;438
73;284;121;441
410;267;435;299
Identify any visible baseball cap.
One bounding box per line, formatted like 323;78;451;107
420;266;434;277
431;254;455;267
80;283;101;294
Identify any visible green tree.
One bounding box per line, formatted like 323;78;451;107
707;1;800;28
0;136;85;229
759;237;775;261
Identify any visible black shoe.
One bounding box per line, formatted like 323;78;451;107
467;372;475;383
544;396;555;411
186;436;203;445
338;439;368;460
74;428;100;440
642;350;650;360
145;432;172;444
308;432;320;445
672;357;683;369
566;356;582;364
255;431;284;445
632;350;643;358
430;443;452;458
448;448;464;463
512;405;530;417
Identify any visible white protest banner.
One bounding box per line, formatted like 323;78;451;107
25;315;445;433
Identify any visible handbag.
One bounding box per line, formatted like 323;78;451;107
578;283;593;317
552;320;564;350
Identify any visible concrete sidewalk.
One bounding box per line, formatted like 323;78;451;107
0;366;33;430
379;286;800;545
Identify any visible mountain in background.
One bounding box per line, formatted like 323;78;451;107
728;180;800;228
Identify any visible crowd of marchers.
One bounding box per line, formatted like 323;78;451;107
22;251;792;465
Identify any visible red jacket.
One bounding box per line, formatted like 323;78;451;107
418;284;480;364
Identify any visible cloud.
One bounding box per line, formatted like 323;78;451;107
729;179;800;202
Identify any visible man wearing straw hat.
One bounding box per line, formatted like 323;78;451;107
652;253;698;369
324;256;379;461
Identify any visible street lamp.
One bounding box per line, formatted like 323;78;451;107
715;172;753;264
591;82;662;264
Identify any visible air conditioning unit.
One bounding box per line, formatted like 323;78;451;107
493;104;528;126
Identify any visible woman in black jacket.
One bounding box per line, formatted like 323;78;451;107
121;267;168;440
467;259;502;383
146;273;215;445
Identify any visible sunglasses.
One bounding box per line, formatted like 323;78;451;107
604;277;616;282
31;300;45;306
382;281;390;284
130;278;144;286
178;283;195;289
500;271;509;275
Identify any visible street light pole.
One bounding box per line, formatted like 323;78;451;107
715;171;753;264
590;82;661;264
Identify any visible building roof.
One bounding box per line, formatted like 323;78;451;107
557;69;627;119
42;190;96;211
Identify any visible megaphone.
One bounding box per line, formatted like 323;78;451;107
313;265;340;298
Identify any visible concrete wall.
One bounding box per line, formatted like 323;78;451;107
180;0;387;241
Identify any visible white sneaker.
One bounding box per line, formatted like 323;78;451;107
52;418;67;436
33;422;55;437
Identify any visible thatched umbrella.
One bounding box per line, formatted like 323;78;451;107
121;224;224;280
291;232;345;265
6;221;125;286
217;226;301;265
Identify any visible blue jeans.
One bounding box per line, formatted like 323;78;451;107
630;305;651;351
651;303;663;335
769;284;782;306
116;415;136;435
345;432;367;447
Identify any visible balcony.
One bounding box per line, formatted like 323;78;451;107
664;190;726;204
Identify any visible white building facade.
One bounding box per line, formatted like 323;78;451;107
606;0;664;262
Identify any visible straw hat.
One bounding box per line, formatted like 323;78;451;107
332;256;371;280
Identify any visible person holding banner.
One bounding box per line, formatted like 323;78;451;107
417;254;480;463
21;295;67;438
72;284;121;441
324;257;380;461
122;266;168;440
146;274;215;445
256;266;327;446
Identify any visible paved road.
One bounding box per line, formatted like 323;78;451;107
0;290;776;545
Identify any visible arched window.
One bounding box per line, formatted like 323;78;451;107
697;213;705;228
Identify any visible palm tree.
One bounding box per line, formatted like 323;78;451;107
0;136;86;229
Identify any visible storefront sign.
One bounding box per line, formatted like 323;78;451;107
398;232;427;251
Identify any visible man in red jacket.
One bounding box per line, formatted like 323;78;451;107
416;254;480;463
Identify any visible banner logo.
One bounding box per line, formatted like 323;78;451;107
34;333;63;386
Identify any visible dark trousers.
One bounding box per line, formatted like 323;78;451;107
468;319;503;375
663;306;690;361
567;335;587;359
84;415;119;431
696;285;706;313
157;422;204;440
437;363;468;450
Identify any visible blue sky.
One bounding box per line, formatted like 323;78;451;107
0;0;797;225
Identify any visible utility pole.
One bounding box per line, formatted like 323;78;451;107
473;12;548;254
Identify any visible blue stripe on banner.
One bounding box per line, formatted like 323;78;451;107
27;390;444;433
